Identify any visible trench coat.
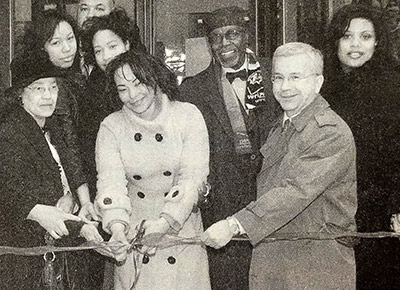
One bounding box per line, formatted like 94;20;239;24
95;95;211;290
234;95;357;290
0;106;89;289
179;57;281;290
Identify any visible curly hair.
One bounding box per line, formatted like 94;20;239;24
22;9;80;69
323;4;390;73
105;50;179;106
80;8;146;67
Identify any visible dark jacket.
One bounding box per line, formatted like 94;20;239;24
179;57;281;290
323;63;400;231
322;62;400;289
0;107;88;289
78;66;121;197
48;72;87;193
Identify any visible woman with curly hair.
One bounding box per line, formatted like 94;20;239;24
79;8;145;196
322;4;400;288
94;49;211;290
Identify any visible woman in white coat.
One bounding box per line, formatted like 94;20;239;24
94;50;211;290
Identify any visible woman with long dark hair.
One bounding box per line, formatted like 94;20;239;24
20;9;96;221
322;4;400;288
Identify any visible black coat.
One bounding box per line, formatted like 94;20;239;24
322;62;400;289
179;58;281;290
0;107;88;289
78;66;121;197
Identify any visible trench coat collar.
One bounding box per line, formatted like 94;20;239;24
12;106;58;170
289;94;330;132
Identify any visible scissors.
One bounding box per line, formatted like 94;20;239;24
129;219;146;252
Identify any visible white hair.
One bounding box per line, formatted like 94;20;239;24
273;42;324;75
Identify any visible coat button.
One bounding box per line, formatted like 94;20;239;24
103;197;112;205
143;255;149;264
167;256;176;264
155;133;163;142
134;133;142;141
137;191;145;199
133;175;142;180
250;154;257;160
172;190;179;198
163;171;172;176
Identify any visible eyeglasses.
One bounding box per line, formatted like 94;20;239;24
209;28;243;43
26;85;59;95
271;73;319;84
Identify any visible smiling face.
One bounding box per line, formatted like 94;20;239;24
114;64;160;120
272;54;324;117
209;25;247;69
93;29;130;71
338;18;376;70
78;0;113;27
21;78;58;126
44;21;77;69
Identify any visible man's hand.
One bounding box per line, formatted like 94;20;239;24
201;219;234;249
27;204;82;239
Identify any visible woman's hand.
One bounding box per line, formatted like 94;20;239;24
80;222;103;242
140;218;170;255
78;202;99;222
27;204;82;239
109;223;129;262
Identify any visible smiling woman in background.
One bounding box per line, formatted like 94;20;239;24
322;4;400;288
20;9;96;221
79;8;146;198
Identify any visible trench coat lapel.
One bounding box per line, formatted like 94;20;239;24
14;108;58;170
259;116;291;171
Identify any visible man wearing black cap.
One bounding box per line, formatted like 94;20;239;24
180;6;280;290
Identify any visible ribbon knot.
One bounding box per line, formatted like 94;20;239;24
226;69;247;83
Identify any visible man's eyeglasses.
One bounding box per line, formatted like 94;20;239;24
26;85;59;95
271;73;319;84
209;28;243;43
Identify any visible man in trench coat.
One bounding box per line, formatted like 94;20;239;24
202;42;357;290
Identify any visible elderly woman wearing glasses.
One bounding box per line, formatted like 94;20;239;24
0;54;99;290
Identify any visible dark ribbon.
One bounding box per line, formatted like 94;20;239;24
226;69;247;83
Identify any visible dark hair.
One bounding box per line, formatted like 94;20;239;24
22;9;80;70
105;50;179;105
80;8;146;67
323;4;390;73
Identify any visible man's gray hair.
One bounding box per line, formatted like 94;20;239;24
273;42;324;75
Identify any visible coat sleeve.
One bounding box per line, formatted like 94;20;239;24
0;134;55;240
160;104;210;231
95;119;131;234
234;122;356;245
